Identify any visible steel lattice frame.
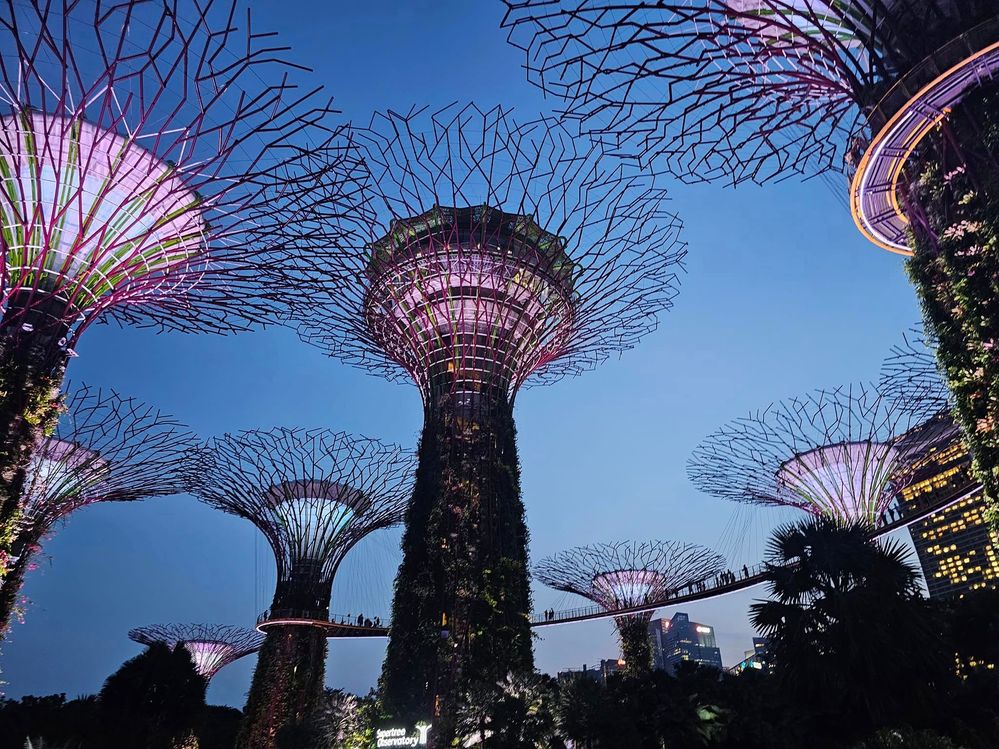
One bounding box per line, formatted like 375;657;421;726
296;102;685;735
689;383;936;526
128;624;265;681
298;102;686;398
0;0;363;340
536;540;726;612
0;383;196;633
192;428;414;623
879;326;952;417
536;540;724;672
502;1;998;187
0;0;366;597
191;427;413;745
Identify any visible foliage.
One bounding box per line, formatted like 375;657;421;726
750;517;948;744
905;80;999;532
238;627;328;749
852;727;966;749
379;396;534;742
456;672;560;748
97;642;207;749
615;617;654;676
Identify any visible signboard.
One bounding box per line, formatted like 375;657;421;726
375;724;431;748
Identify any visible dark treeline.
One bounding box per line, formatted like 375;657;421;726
5;518;999;748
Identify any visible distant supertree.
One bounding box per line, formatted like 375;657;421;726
0;385;195;634
503;0;999;520
191;428;413;749
129;624;265;682
689;383;937;527
0;0;363;576
535;541;726;674
297;102;685;737
879;326;952;417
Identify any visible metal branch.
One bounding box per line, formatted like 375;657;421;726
295;102;686;400
501;1;998;185
535;540;726;611
18;383;197;538
688;382;937;524
128;623;265;680
191;428;414;608
0;0;365;342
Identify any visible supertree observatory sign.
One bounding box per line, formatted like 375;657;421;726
375;724;432;748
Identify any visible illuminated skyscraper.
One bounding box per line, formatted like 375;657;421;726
896;416;997;599
648;612;723;674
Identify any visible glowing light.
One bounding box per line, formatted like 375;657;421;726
591;569;667;609
365;205;576;398
695;625;712;634
21;439;108;514
0;112;206;310
777;441;900;524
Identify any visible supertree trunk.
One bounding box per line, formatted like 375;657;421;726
0;540;34;635
379;390;534;745
616;615;654;676
0;296;70;580
238;625;328;749
903;81;999;524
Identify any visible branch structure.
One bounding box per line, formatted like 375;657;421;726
297;102;686;739
689;383;935;526
504;1;999;530
535;540;725;673
0;0;364;580
191;427;413;748
502;1;996;186
0;384;196;635
879;326;952;418
129;624;265;682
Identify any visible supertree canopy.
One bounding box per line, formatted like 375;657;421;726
535;541;725;674
191;428;413;749
0;0;363;585
0;384;195;634
689;383;935;527
297;102;685;738
503;0;999;528
129;624;265;682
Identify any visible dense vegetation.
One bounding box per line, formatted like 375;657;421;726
7;518;999;748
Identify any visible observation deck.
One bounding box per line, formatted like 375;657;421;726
850;17;999;255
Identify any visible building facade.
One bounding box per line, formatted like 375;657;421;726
896;415;999;598
556;659;625;685
730;637;770;674
648;612;723;674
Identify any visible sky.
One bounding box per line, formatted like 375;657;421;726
2;0;923;708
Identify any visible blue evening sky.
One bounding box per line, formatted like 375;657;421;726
3;0;921;706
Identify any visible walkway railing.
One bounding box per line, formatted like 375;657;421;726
259;479;980;638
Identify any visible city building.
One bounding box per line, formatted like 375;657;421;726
556;659;626;685
896;415;999;598
648;612;723;674
730;638;770;674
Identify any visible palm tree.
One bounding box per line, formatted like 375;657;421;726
751;517;949;743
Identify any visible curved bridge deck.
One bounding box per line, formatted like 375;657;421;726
261;482;978;639
850;18;999;254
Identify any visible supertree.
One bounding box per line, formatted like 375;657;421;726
502;0;999;519
879;326;952;418
129;624;265;683
535;541;726;674
689;383;936;526
296;102;685;738
191;428;414;749
0;384;195;634
0;0;364;579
